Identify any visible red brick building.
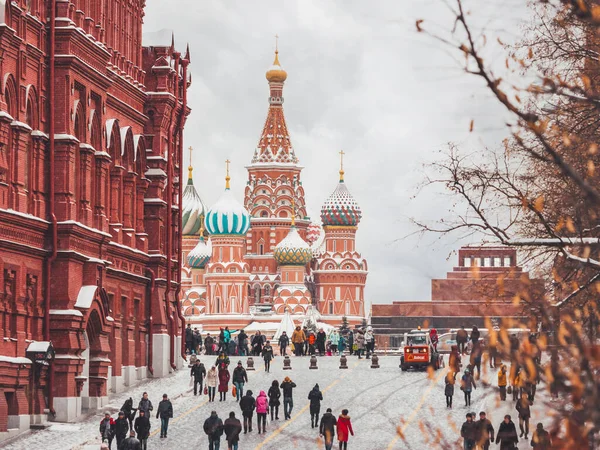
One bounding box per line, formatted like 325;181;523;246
0;0;190;439
372;246;545;348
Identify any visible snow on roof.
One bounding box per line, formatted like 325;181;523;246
243;321;280;332
75;285;97;309
0;356;32;364
27;341;52;353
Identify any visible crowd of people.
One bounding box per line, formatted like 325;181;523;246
99;391;173;449
185;323;377;360
448;326;550;450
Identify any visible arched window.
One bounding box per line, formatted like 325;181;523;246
264;285;270;297
254;285;260;304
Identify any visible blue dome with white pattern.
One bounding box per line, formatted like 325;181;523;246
204;187;251;235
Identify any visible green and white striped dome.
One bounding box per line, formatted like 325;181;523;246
274;226;312;266
187;236;211;269
204;187;250;236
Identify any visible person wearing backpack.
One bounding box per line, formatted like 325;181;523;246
203;410;224;450
255;390;269;434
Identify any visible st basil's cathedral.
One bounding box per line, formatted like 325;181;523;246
180;48;368;331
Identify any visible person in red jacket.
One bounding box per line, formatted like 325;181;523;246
337;409;354;450
99;412;116;449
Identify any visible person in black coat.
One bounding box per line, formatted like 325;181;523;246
239;390;256;433
316;330;327;356
237;329;248;356
223;411;242;450
531;423;551;449
120;397;137;429
203;410;224;450
319;408;337;450
119;430;141;450
475;411;494;450
251;332;264;356
190;360;207;396
308;383;323;428
115;411;130;448
156;394;173;438
268;380;281;420
471;326;481;345
193;328;202;354
516;393;532;439
461;413;477;450
185;324;194;353
496;415;519;450
133;410;150;450
262;341;275;372
278;331;290;356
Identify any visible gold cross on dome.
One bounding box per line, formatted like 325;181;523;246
339;150;345;182
187;146;194;179
275;34;279;52
225;159;231;189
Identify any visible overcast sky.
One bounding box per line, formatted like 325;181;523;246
144;0;533;304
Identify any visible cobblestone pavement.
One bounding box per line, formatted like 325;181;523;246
5;355;552;449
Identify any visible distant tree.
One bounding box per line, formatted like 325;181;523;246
339;316;350;335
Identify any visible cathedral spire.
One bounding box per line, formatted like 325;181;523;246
252;40;298;166
188;146;193;182
339;150;345;183
225;159;231;189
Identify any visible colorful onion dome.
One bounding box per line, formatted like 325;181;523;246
321;179;362;227
204;164;251;235
306;221;322;244
182;166;206;236
187;235;210;269
274;226;312;266
266;50;287;83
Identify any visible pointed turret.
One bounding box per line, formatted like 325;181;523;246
182;146;206;236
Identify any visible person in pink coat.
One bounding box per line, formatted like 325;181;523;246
255;390;269;434
337;409;354;450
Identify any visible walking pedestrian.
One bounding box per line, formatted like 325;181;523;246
156;393;173;439
445;372;455;408
281;376;297;420
319;408;337;450
470;342;483;379
337;409;354;450
364;326;375;358
185;323;194;354
460;368;477;407
355;330;365;359
232;361;248;402
205;333;215;355
268;380;281;420
215;351;230;368
239;390;256;433
329;330;339;354
316;329;327;356
252;331;264;356
218;328;226;353
99;412;116;450
207;365;218;402
115;411;129;448
262;340;275;372
224;411;242;450
347;330;354;356
119;429;141;450
203;410;224;450
218;363;231;401
193;327;202;354
137;392;153;419
237;329;248;356
470;326;481;346
133;410;150;450
516;392;532;439
495;415;518;450
488;339;498;369
119;397;137;430
498;364;508;401
308;332;317;355
456;326;469;355
291;326;306;357
511;366;522;402
338;334;346;355
255;390;269;434
449;345;462;379
278;331;289;356
308;383;323;428
475;411;494;450
530;423;551;449
302;326;309;356
461;413;477;450
191;359;207;396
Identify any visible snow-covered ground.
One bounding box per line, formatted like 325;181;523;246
5;355;554;449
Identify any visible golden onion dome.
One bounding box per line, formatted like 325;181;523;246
266;51;287;83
